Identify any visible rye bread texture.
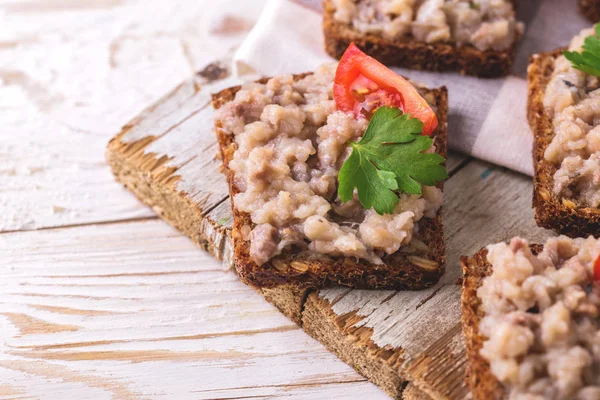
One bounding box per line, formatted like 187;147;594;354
212;75;448;290
528;50;600;237
322;0;520;78
460;245;542;400
461;248;505;400
580;0;600;22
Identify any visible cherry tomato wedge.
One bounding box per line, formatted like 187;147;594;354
594;256;600;282
333;43;438;136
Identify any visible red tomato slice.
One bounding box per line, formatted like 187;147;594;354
594;256;600;282
333;43;438;136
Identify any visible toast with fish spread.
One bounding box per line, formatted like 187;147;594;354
323;0;523;77
529;26;600;237
213;44;448;289
462;237;600;399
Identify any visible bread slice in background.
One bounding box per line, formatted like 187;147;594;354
460;245;542;400
212;75;448;290
580;0;600;22
322;0;520;78
528;50;600;237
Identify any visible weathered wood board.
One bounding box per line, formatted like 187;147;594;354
106;65;554;399
403;384;434;400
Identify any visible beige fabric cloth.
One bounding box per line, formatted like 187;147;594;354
233;0;592;176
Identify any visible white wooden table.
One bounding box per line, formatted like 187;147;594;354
0;1;389;398
1;1;556;399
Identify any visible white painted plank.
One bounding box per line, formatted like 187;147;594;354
0;360;385;400
198;381;386;400
0;219;387;399
0;126;157;232
0;0;265;233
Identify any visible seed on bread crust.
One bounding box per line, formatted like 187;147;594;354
410;238;430;253
291;261;309;273
538;188;551;201
407;256;439;272
562;198;577;209
272;259;289;272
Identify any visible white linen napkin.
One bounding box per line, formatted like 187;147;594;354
233;0;592;176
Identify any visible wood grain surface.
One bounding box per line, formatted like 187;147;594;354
2;220;389;399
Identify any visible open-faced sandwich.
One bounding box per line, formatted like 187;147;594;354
213;44;448;289
323;0;524;77
462;236;600;400
580;0;600;22
530;25;600;237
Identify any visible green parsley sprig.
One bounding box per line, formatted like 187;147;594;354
338;107;448;215
564;24;600;77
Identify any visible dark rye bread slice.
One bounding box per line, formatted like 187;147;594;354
528;50;600;237
212;75;448;290
322;0;520;78
460;245;542;400
580;0;600;22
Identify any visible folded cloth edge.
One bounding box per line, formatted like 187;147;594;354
233;0;330;78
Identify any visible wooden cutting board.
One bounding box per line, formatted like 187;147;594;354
106;62;551;399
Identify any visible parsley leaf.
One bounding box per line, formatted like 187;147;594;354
564;24;600;77
338;107;448;215
338;149;400;215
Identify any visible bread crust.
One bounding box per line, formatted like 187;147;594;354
460;244;543;400
460;249;505;400
579;0;600;22
212;75;448;290
322;0;520;78
529;50;600;237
